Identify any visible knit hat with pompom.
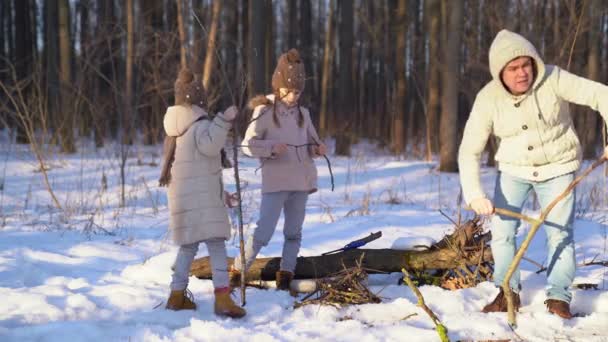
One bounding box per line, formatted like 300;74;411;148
174;69;206;107
271;49;306;92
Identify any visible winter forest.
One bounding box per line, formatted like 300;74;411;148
1;0;608;341
2;0;607;162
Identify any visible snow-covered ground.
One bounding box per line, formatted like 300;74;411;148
0;137;607;342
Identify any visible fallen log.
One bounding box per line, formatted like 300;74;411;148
191;218;493;281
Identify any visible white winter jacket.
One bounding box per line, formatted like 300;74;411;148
163;105;232;245
458;29;608;204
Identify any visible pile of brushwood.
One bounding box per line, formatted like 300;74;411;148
294;257;382;308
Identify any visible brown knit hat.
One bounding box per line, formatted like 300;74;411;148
174;69;206;107
271;49;306;92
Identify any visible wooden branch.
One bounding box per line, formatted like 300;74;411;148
402;268;449;342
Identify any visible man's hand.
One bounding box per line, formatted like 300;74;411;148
222;106;239;121
470;197;494;215
604;145;608;159
271;143;288;156
313;143;327;157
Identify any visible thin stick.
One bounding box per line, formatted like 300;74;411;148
402;268;449;342
192;11;248;306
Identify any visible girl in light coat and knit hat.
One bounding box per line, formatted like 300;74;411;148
458;30;608;319
231;49;327;290
160;69;246;318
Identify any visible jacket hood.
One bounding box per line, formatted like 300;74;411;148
489;30;546;95
247;94;276;110
163;105;207;137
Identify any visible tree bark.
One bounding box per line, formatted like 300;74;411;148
202;0;222;92
176;0;188;70
393;0;407;156
124;0;134;145
334;0;354;156
14;0;34;144
438;0;463;172
319;0;335;137
192;219;490;280
248;0;267;97
582;0;600;159
425;0;440;161
58;0;75;153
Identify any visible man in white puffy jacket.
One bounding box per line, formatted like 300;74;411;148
458;29;608;319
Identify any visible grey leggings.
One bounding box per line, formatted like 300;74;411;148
170;238;229;290
234;191;308;273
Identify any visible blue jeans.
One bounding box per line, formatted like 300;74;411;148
491;172;575;303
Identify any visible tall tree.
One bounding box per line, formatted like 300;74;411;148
425;0;440;161
392;0;407;155
439;0;463;172
14;0;34;143
319;0;335;137
287;0;298;49
248;0;267;96
202;0;222;94
58;0;75;152
124;0;134;145
335;0;354;156
44;0;60;137
300;0;313;107
176;0;188;69
581;0;601;159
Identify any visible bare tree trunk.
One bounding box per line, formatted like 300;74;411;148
125;0;134;145
335;0;354;156
176;0;188;69
202;0;222;92
300;0;313;108
582;0;600;159
287;0;298;49
319;0;335;138
44;0;60;138
192;219;491;280
393;0;407;156
425;0;440;161
439;0;463;172
14;0;34;144
264;0;274;89
248;0;266;97
58;0;75;153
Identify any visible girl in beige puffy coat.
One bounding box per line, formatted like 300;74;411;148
231;49;327;291
160;69;245;318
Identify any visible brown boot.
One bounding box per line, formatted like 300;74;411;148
276;270;294;291
545;299;573;319
166;289;197;311
214;287;246;318
482;288;521;313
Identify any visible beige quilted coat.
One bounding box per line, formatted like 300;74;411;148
163;105;232;245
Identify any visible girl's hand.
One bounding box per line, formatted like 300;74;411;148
271;143;288;156
222;106;239;121
224;191;239;208
314;143;327;157
603;145;608;159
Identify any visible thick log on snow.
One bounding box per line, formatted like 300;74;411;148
191;247;493;281
191;218;492;281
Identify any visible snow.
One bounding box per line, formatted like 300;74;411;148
0;138;607;341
